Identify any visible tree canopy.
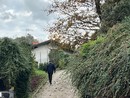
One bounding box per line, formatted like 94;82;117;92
0;38;28;85
15;34;38;45
48;0;130;50
48;0;101;50
0;38;33;98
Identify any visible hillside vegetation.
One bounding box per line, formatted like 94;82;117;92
65;0;130;98
68;17;130;98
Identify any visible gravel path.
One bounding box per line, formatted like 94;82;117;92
34;70;79;98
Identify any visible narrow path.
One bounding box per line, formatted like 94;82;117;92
34;70;79;98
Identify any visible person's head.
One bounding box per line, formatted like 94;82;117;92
49;60;52;63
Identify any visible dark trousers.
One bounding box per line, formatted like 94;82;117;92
48;73;53;84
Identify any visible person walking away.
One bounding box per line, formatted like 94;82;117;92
47;61;56;85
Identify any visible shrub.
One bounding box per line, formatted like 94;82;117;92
39;63;48;72
0;38;32;98
101;0;130;32
16;70;31;98
59;59;65;69
68;17;130;98
80;37;104;58
49;49;69;69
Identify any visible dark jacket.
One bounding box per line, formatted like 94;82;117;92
47;63;56;74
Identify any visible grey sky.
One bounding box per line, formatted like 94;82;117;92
0;0;56;42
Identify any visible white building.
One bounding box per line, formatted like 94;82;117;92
32;40;51;64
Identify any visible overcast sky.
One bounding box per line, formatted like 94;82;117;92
0;0;56;42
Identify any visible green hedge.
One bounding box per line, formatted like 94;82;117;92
0;38;33;98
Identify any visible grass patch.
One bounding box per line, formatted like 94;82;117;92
29;68;47;97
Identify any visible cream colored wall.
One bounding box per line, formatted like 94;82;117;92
32;45;51;64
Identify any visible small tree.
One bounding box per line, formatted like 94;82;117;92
0;38;32;98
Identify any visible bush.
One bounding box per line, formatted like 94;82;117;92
0;38;33;98
80;37;104;58
101;0;130;32
49;49;69;69
39;63;48;72
16;70;31;98
59;59;66;69
68;17;130;98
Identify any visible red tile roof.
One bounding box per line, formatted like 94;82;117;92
32;42;39;45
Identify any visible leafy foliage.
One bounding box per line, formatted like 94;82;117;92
15;40;35;98
67;17;130;98
0;38;29;86
15;70;31;98
49;49;69;69
0;38;34;98
101;0;130;32
48;0;100;50
39;63;48;72
15;34;38;46
80;37;104;58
